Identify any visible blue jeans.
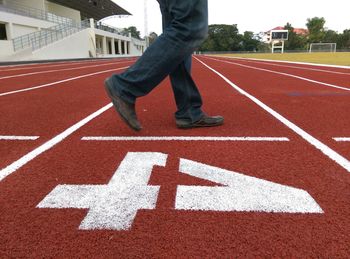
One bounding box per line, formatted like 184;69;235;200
110;0;208;123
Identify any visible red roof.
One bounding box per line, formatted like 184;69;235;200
271;26;284;31
293;28;308;35
266;27;308;35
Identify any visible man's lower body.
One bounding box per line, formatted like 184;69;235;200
105;0;223;131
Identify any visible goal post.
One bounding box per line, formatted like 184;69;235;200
309;43;337;53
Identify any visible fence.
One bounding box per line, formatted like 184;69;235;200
12;20;90;52
94;21;129;37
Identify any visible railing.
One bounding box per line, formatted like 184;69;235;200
94;21;129;37
12;20;90;52
0;2;74;25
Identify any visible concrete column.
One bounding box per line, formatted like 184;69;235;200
96;38;101;54
6;22;13;40
118;40;122;54
124;41;128;54
111;38;115;55
102;36;107;55
89;18;95;29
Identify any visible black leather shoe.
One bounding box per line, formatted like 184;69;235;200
176;114;224;129
104;77;142;131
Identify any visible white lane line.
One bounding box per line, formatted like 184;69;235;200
207;55;350;70
333;138;350;142
0;66;128;97
0;61;134;80
218;56;350;76
195;57;350;173
81;136;290;141
0;58;135;72
0;136;39;140
0;103;112;182
205;56;350;92
0;60;91;71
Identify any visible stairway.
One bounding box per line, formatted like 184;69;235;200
12;20;90;52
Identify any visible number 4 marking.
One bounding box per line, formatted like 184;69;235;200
38;152;323;231
38;152;167;230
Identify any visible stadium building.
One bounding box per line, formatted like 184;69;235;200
0;0;147;61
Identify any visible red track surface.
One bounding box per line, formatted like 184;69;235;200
1;56;349;257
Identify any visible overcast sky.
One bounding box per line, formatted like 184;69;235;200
105;0;349;37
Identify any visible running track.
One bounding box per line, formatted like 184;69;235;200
0;56;349;257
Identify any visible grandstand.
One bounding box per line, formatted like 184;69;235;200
0;0;147;61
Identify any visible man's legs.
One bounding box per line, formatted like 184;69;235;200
169;56;203;123
158;3;204;123
108;0;208;106
105;0;223;130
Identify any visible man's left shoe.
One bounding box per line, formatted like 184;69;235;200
176;114;224;129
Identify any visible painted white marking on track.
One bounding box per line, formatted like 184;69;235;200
0;103;112;182
0;60;93;71
175;158;323;213
0;136;39;140
195;57;350;173
0;58;135;72
218;56;350;75
333;138;350;142
0;67;128;97
205;57;350;92
38;152;167;230
81;136;290;142
206;55;350;70
0;61;133;80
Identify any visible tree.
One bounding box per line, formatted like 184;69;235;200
306;17;326;43
283;22;307;50
241;31;260;51
199;24;242;52
148;32;158;45
122;26;141;40
338;29;350;50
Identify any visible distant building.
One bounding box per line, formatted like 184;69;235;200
0;0;147;61
262;26;308;43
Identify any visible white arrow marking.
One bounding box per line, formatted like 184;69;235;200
38;152;167;230
175;159;323;214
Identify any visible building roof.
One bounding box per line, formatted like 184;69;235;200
270;26;285;31
266;27;309;35
293;28;308;35
48;0;131;20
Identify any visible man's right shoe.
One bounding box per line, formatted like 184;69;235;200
176;114;224;129
104;77;142;131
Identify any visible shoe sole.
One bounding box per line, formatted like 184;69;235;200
104;79;141;131
176;120;224;129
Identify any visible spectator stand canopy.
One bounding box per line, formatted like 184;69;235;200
48;0;131;20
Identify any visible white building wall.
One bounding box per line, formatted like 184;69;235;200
11;24;37;38
45;1;81;23
0;2;146;61
0;10;57;57
93;28;146;57
129;38;146;56
0;40;13;57
0;11;56;39
32;28;96;60
6;0;45;11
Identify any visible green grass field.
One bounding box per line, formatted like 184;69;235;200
214;52;350;66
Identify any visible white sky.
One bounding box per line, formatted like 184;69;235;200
105;0;350;37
